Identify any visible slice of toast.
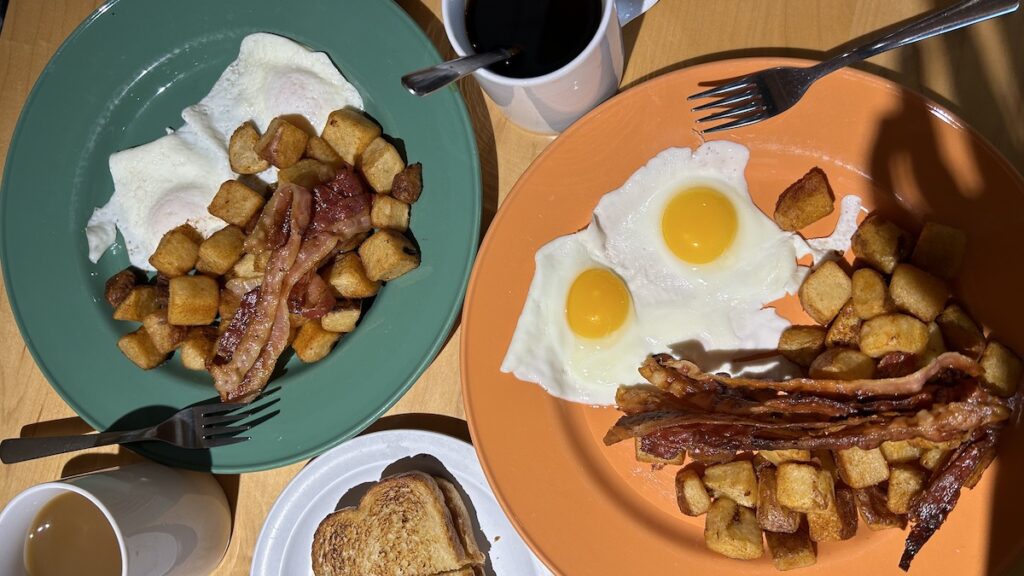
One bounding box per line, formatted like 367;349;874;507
434;477;486;567
312;471;471;576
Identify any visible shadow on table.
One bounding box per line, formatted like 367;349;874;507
362;412;471;445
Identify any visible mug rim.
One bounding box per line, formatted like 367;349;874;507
442;0;615;87
0;481;129;576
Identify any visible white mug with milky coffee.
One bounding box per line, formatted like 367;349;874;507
0;462;230;576
443;0;625;134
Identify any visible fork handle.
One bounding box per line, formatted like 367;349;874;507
0;429;152;464
815;0;1019;75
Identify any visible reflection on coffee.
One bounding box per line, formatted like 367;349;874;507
466;0;602;78
24;491;122;576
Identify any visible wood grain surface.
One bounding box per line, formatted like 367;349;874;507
0;1;1020;574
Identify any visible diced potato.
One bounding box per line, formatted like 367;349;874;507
935;304;984;359
704;498;764;560
370;194;411;231
778;326;826;367
277;158;336;189
923;322;947;364
880;440;922;464
773;167;835;231
765;524;816;571
809;348;874;380
703;460;758;508
304;135;343;165
149;224;201;277
196;225;246;276
327;253;380;298
979;341;1023;397
292;320;342;363
168;275;219;326
825;303;861;348
117;328;167;370
219;288;242;324
228;122;270;174
113;285;161;322
759;450;811;466
256;117;309;169
757;467;801;533
851;268;895;320
358;230;420;282
229;253;261;280
254;250;271;274
851;214;912;274
777;462;827;512
813;450;839;480
853;485;906;531
887;464;926;514
889;264;948;322
806;474;857;542
391;163;423;204
836;447;889;488
321;108;382;165
676;466;711;517
104;267;143;308
798;260;851;324
141;310;187;354
920;448;952;471
180;326;217;371
859;313;929;358
911;221;967;279
360;137;405;194
337;230;370;253
320;300;362;334
208;180;265;228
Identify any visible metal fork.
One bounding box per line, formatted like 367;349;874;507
0;402;253;464
689;0;1019;133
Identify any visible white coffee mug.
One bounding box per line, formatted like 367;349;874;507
443;0;625;134
0;462;231;576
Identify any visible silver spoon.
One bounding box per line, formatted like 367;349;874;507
401;47;520;96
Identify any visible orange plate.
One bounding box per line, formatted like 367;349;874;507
461;58;1024;575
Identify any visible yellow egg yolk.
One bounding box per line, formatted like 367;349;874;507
661;186;738;264
565;268;631;339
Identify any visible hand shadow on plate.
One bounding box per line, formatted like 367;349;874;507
333;453;495;576
668;339;798;379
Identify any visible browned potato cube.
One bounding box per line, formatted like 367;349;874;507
825;303;861;348
923;322;946;365
256;117;308;169
149;224;201;277
798;260;851;324
778;326;826;367
851;268;895;320
703;460;758;508
859;313;929;357
321;108;382;165
813;449;839;479
361;137;405;194
337;230;370;253
358;230;420;282
676;466;711;517
806;474;857;542
142;310;187;354
765;524;816;571
980;341;1023;397
371;194;410;231
196;225;246;276
935;304;984;358
180;326;217;370
117;328;167;370
836;447;889;488
853;486;906;531
880;440;922;464
168;275;219;326
229;253;261;280
757;467;801;533
809;348;875;380
920;448;952;471
777;462;827;512
304;135;342;165
209;180;265;228
253;250;271;274
887;464;926;514
228;122;270;174
852;214;912;274
760;450;811;466
105;267;143;308
327;253;380;298
889;264;948;322
320;300;362;334
773;167;835;231
113;285;161;322
704;498;764;560
277;158;336;189
391;163;423;204
219;288;242;324
911;221;967;279
292;320;342;363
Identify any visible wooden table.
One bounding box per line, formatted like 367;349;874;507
1;1;1021;574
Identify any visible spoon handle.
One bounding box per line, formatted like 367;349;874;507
402;48;518;96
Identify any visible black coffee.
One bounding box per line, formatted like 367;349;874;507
465;0;602;79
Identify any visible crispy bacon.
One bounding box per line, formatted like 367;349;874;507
309;166;373;238
244;184;293;256
210;288;259;366
288;272;336;319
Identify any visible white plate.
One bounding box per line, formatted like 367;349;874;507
251;429;551;576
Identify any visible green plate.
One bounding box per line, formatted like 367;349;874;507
0;0;480;472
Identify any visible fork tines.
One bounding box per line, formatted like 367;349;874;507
688;76;769;134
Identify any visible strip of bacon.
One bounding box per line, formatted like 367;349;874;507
288;271;335;319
